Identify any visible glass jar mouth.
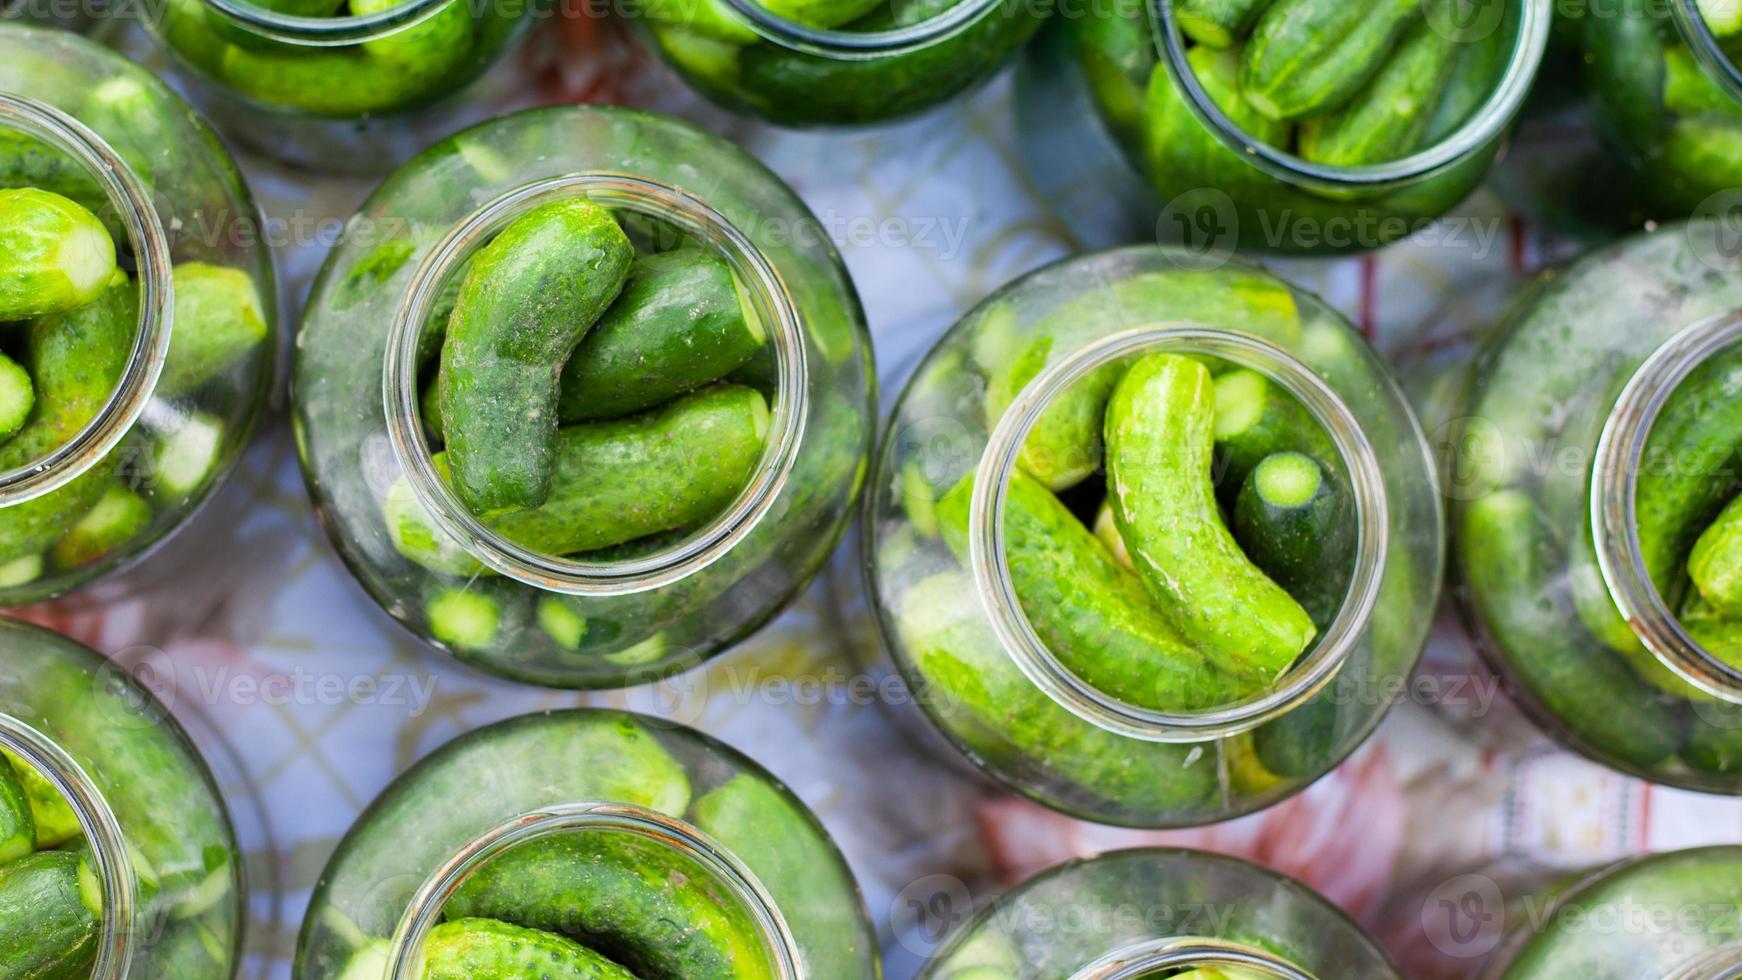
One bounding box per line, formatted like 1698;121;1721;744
969;327;1390;743
383;171;808;597
1071;937;1315;980
1152;0;1552;192
717;0;1005;59
1593;310;1742;702
384;802;803;980
0;94;172;508
0;713;138;980
190;0;458;46
1670;0;1742;105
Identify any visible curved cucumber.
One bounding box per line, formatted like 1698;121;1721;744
0;187;116;320
0;352;32;443
556;249;765;423
1423;11;1508;143
439;198;633;511
1240;0;1423;122
1298;11;1460;166
442;834;769;979
0;850;101;978
390;385;769;575
1176;0;1275;48
1105;353;1317;681
1637;347;1742;605
1689;492;1742;614
1211;367;1336;494
0;754;31;864
938;471;1244;711
159;263;269;397
1231;451;1353;628
423;918;636;980
1461;489;1683;768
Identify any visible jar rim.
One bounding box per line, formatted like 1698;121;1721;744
0;94;172;507
716;0;1009;58
967;326;1390;742
1152;0;1553;192
182;0;461;46
1669;0;1742;105
0;712;139;980
1591;310;1742;702
382;171;809;597
1071;937;1316;980
383;801;803;980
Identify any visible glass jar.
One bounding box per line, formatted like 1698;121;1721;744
0;26;276;606
294;105;873;689
143;0;533;173
919;848;1401;977
634;0;1047;127
1448;219;1742;793
294;708;877;978
1567;0;1742;223
865;246;1442;827
1012;0;1551;254
0;618;242;978
1484;847;1742;978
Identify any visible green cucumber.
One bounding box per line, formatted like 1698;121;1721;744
1689;492;1742;614
1252;687;1339;779
1664;45;1742;122
690;775;870;980
0;132;104;219
426;586;504;651
988;339;1126;492
0;850;100;978
1423;13;1508;143
0;352;32;443
0;555;41;589
897;570;1221;816
391;385;768;575
1069;0;1157;150
938;472;1246;710
439;198;633;511
0;750;78;848
0;271;133;564
246;0;344;17
1298;10;1461;166
1677;593;1742;671
48;484;152;571
1240;0;1424;122
1636;346;1742;606
0;187;115;320
1092;499;1133;568
422;918;637;979
1105;353;1317;681
159;263;268;397
1460;489;1683;768
556;249;765;423
1210;367;1336;493
1175;0;1275;48
536;596;589;650
442;833;769;979
1231;451;1353;628
0;754;32;865
131;918;230;980
148;411;225;503
1702;0;1742;36
1172;44;1293;148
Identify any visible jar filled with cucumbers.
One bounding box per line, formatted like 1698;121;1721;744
295;105;873;689
631;0;1048;126
1449;219;1742;793
0;618;243;978
0;27;275;606
919;848;1401;978
1013;0;1550;253
295;708;878;979
1482;847;1742;978
144;0;531;172
865;247;1442;827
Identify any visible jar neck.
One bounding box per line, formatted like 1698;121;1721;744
969;327;1390;743
1070;937;1314;980
1591;311;1742;702
174;0;455;46
384;803;802;980
1669;0;1742;105
383;171;807;597
716;0;1006;58
1666;940;1742;980
0;94;171;508
1153;0;1552;192
0;713;138;979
